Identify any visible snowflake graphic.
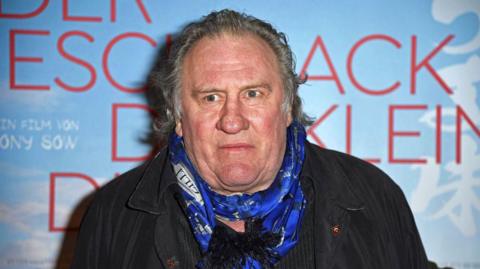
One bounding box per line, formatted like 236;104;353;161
411;135;480;236
413;0;480;236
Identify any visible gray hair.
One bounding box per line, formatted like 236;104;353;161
148;9;312;141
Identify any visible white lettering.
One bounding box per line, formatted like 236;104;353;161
20;119;52;131
0;119;16;131
56;119;80;131
172;162;203;205
41;135;78;150
0;134;33;150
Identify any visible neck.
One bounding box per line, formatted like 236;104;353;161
219;219;245;233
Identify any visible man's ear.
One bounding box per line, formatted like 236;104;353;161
175;120;183;137
286;106;293;126
287;112;293;126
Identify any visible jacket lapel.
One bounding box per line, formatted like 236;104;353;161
127;150;176;215
302;142;365;268
128;149;199;268
153;196;200;269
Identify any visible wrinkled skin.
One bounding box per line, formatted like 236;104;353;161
176;33;292;195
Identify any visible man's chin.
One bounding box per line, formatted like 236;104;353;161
214;168;271;194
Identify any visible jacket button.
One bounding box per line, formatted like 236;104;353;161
331;224;341;236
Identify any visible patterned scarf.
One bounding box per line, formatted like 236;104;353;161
168;122;307;269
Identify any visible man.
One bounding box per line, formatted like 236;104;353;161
72;9;428;269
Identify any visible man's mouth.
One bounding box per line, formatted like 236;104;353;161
219;143;254;151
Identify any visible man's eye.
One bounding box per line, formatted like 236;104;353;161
205;94;218;102
246;90;260;98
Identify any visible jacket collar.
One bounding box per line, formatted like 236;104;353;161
128;148;177;215
128;141;365;215
302;141;365;211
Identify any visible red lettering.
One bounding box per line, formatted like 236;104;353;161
436;105;442;164
49;172;99;232
346;105;352;154
300;36;345;94
103;33;156;93
0;0;48;18
110;0;116;22
345;105;381;163
306;105;338;147
110;0;151;23
166;33;172;55
347;34;401;95
9;29;50;90
388;105;428;164
55;31;97;92
410;35;454;95
135;0;151;23
112;103;156;161
456;106;480;163
62;0;102;22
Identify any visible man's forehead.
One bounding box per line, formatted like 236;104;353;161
188;33;276;61
183;34;280;81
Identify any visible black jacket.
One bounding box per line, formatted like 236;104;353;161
71;142;428;268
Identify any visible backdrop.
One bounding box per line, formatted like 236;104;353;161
0;0;479;268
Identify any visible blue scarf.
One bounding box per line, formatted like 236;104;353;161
169;122;307;269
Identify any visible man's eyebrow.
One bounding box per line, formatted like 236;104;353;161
190;87;223;97
240;83;272;92
191;83;272;95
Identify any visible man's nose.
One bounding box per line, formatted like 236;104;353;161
216;97;249;134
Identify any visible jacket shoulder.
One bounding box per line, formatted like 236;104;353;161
92;159;150;207
71;151;167;268
305;142;404;199
305;143;428;268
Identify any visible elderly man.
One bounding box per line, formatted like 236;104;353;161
72;9;428;269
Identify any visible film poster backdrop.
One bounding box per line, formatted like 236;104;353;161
0;0;479;268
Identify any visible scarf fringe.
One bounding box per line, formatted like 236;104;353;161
199;221;280;269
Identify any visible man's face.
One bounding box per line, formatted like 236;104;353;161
176;33;292;194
